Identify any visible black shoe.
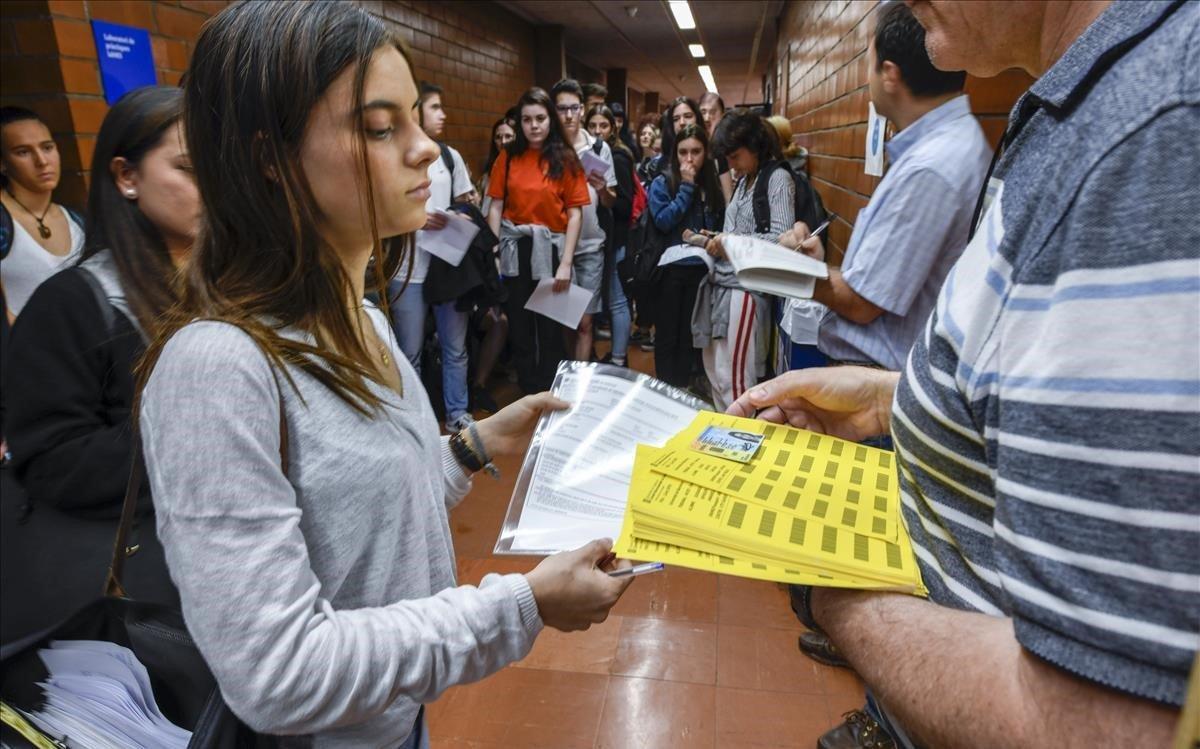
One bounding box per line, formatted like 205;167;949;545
799;631;851;668
471;386;499;415
817;710;896;749
638;334;655;352
599;353;627;367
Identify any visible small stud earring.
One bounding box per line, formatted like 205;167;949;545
126;190;136;198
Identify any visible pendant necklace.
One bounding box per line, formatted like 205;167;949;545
5;190;53;239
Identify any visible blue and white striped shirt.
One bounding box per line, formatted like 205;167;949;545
819;95;990;369
893;0;1199;706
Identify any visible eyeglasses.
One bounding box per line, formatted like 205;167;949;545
556;104;582;115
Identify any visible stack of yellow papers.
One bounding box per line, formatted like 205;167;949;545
614;412;926;595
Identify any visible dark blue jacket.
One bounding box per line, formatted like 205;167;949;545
647;175;722;253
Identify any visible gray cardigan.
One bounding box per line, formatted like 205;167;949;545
139;306;541;747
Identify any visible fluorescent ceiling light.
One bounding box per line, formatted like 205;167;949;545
689;43;705;58
669;1;696;30
698;64;718;93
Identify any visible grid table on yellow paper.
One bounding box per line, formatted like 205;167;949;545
428;347;866;749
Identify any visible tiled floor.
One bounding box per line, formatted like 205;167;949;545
428;346;864;748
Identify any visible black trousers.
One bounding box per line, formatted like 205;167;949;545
653;263;708;388
502;237;566;394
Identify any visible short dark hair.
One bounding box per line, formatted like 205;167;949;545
582;82;607;101
873;1;965;97
550;78;583;102
710;108;780;166
0;105;43;129
418;80;442;103
699;92;725;112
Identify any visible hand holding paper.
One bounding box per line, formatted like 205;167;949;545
524;278;593;329
580;148;608;179
417;209;480;267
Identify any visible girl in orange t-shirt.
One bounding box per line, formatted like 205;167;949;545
485;87;589;393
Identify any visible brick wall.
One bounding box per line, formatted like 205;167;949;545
0;0;536;208
773;0;1032;261
1;0;227;208
382;1;535;178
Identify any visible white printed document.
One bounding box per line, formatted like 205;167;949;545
496;362;710;554
722;235;829;300
524;278;593;329
657;243;715;272
417;210;480;267
580;148;608;178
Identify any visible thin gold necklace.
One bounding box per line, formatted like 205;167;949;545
5;189;53;239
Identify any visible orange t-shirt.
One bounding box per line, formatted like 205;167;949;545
487;148;590;233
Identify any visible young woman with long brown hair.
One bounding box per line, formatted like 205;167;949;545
136;3;631;746
485;87;588;393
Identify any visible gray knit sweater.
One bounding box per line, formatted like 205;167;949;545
139;306;542;747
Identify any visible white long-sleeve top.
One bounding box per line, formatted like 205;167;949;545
139;304;542;747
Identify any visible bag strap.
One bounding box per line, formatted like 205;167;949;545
105;376;290;598
76;266;118;341
0;203;12;260
438;142;456;180
502;150;511;205
752;160;784;234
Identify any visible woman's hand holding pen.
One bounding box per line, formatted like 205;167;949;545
525;539;634;632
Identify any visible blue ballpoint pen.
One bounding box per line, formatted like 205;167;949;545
607;562;666;578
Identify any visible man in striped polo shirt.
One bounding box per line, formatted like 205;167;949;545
731;1;1198;747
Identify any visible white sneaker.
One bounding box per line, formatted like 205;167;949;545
446;413;476;433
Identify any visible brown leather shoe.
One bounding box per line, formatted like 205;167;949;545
817;710;897;749
799;630;851;668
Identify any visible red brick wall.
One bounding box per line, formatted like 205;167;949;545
0;0;535;207
381;1;535;179
774;0;1031;262
1;0;226;207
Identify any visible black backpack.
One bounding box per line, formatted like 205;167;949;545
749;160;826;237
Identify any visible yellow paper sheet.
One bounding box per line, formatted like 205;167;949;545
661;412;900;541
618;444;925;593
631;466;922;588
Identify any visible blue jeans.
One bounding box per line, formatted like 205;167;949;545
606;246;631;360
387;280;470;422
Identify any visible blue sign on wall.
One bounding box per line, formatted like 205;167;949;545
91;19;157;105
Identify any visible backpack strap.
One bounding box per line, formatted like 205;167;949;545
75;266;118;341
502;150;510;205
0;203;12;260
438;142;456;179
751;160;783;234
63;206;85;233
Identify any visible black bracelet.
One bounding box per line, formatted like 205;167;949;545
449;430;484;474
465;421;500;479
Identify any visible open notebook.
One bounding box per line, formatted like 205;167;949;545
722;235;829;300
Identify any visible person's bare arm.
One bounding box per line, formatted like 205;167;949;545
555;207;583;292
812;269;885;325
486;199;503;238
812;588;1180;748
779;223;883;325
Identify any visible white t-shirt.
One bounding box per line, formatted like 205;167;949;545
407;144;473;284
573;131;617;254
2;210;84;316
